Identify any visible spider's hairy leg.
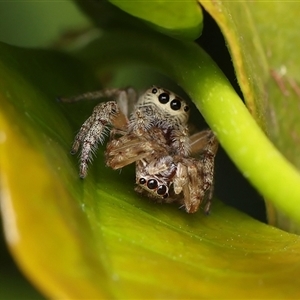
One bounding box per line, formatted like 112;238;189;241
58;87;137;108
106;126;168;169
201;133;218;214
203;183;214;215
190;129;218;214
187;162;204;213
72;101;126;178
64;87;139;178
173;159;204;213
190;129;218;156
106;137;153;169
106;133;168;170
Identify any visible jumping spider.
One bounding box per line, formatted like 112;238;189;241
61;86;218;213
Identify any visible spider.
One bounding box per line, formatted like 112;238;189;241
60;86;218;213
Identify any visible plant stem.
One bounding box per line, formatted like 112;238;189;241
74;29;300;223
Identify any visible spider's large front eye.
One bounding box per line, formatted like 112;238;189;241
158;93;169;104
157;185;167;195
170;99;181;110
147;179;158;189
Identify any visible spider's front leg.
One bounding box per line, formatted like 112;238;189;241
60;87;138;178
72;101;128;178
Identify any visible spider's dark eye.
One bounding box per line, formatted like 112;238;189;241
158;92;169;104
152;87;158;94
184;105;189;112
170;99;181;110
157;185;167;195
147;179;158;189
163;193;169;199
139;178;146;185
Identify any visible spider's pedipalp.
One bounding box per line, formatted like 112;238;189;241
173;161;188;195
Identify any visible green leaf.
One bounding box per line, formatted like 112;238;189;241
108;0;203;40
74;29;300;226
1;34;300;298
0;43;112;298
199;1;300;232
73;0;203;40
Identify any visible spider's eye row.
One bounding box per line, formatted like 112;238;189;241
139;178;146;185
184;105;189;112
157;185;167;195
158;92;170;104
152;87;158;94
170;99;182;111
147;179;158;189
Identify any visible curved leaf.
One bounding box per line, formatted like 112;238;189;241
199;1;300;231
74;29;300;225
108;0;203;40
0;43;112;298
1;35;300;298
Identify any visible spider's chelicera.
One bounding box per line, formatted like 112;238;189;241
61;86;218;214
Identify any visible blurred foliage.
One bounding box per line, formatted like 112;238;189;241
0;1;90;47
109;0;203;40
1;0;300;299
0;224;44;299
0;1;90;298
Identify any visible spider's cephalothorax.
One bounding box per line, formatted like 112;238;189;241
126;86;191;157
60;86;218;213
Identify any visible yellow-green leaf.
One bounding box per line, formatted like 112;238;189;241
1;37;300;298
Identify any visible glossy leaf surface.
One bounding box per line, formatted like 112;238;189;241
74;29;300;226
1;37;300;299
108;0;203;40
